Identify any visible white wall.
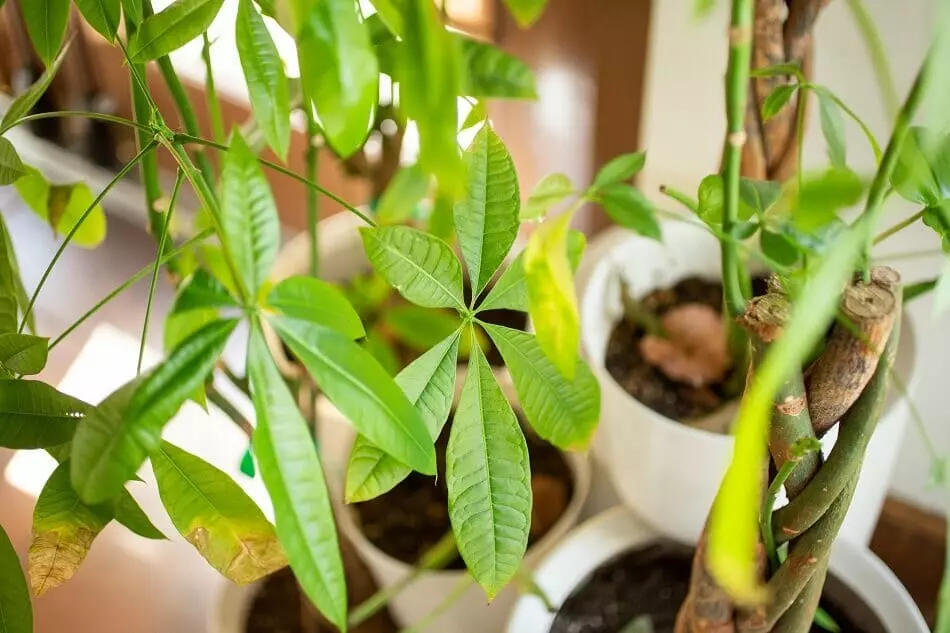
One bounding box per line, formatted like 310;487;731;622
638;1;947;513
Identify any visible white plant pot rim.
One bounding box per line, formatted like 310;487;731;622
506;506;927;633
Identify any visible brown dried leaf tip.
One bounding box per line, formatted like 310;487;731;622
640;303;730;387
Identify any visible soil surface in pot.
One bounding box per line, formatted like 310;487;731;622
549;542;886;633
353;414;573;568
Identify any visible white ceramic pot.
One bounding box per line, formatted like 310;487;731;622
581;221;917;546
506;507;927;633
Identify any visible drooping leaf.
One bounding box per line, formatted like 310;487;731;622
591;152;646;191
14;169;107;248
524;212;578;379
483;324;599;450
0;333;48;375
446;342;530;598
0;138;26;186
129;0;227;62
22;0;70;65
502;0;547;27
791;168;864;231
0;381;88;449
376;164;430;225
29;461;111;596
459;37;536;99
346;330;460;502
360;225;465;310
266;276;365;340
817;90;847;168
247;326;347;630
220;130;280;296
455;126;521;295
271;315;436;475
597;183;661;240
381;305;463;353
293;0;378;158
521;173;573;222
164;307;220;353
75;0;122;41
0;523;32;633
761;84;798;121
891;127;944;206
71;319;237;504
111;492;167;540
172;270;238;314
738;178;781;216
1;45;69;130
923;200;950;254
152;442;285;583
236;0;291;159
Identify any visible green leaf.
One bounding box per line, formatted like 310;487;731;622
483;324;599;449
455;126;521;295
129;0;226;62
122;0;143;24
598;183;661;240
266;276;365;339
112;492;167;540
220;130;280;296
199;245;241;299
891;127;944;206
370;0;406;37
762;84;798;121
0;523;32;633
738;178;781;216
792;168;864;231
521;173;573;222
71;319;237;504
22;0;70;65
293;0;378;158
923;201;950;254
592;152;646;190
0;333;48;375
1;45;69;130
75;0;122;41
0;217;21;334
933;259;950;317
0;381;88;449
817;90;846;168
236;0;291;159
247;326;347;630
459;37;536;99
759;229;799;267
272;316;436;475
164;307;220;353
696;174;756;228
428;191;457;242
376;164;430;226
360;225;465;310
460;101;487;132
346;330;460;503
172;270;238;314
381;305;461;353
478;229;585;313
446;342;530;598
749;62;804;81
363;328;400;376
904;279;938;303
0;138;26;186
28;460;112;596
152;442;286;583
525;212;578;378
15;169;107;248
502;0;547;27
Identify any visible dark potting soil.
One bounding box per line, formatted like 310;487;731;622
353;415;573;568
549;543;886;633
245;568;312;633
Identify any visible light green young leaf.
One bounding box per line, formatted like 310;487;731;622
164;307;220;353
129;0;227;62
75;0;122;41
447;342;530;598
521;173;573;222
478;229;585;313
762;84;798;121
370;0;406;37
0;217;20;333
382;305;462;352
0;523;32;633
0;138;26;186
1;45;69;130
525;212;578;379
817;90;847;168
360;226;465;310
376;164;430;226
749;62;804;81
502;0;547;27
598;183;661;240
28;460;112;596
0;333;48;375
71;319;237;504
14;169;107;248
363;328;400;376
22;0;70;65
266;276;365;339
791;168;863;231
891;127;944;206
483;324;599;450
592;152;646;190
461;101;487;132
696;174;756;228
172;270;238;314
738;178;781;216
271;315;436;475
294;0;378;158
111;492;167;540
236;0;291;160
0;381;88;449
455;126;521;295
459;38;536;99
152;442;286;584
199;245;241;299
346;330;460;503
220;130;280;296
759;230;799;267
247;326;347;630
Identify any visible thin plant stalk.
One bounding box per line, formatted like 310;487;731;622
0;111;150;136
201;33;226;145
845;0;900;120
873;209;925;245
304;109;321;439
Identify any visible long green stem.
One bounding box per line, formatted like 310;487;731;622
48;229;215;351
19;141;158;333
207;383;254;437
873;209;925;245
846;0;900;120
305;113;320;278
658;185;699;213
138;170;185;374
201;34;226;145
0;111;150;136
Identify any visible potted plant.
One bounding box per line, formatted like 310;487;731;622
0;1;600;633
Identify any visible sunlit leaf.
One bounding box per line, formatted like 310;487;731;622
75;0;122;41
152;442;285;583
591;152;646;191
791;168;863;231
0;381;88;449
0;523;32;633
762;84;798;121
598;183;661;240
164;307;220;353
376;164;430;225
247;326;347;630
447;342;530;598
1;45;69;130
172;270;238;314
266;276;365;339
461;101;487;132
502;0;547;27
22;0;70;65
521;173;573;222
460;38;536;99
483;324;599;450
0;333;47;375
0;138;26;186
14;169;107;248
891;127;944;206
363;328;400;376
129;0;227;62
817;90;847;168
112;492;166;540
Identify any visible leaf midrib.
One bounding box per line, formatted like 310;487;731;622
470;351;498;586
372;232;465;311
